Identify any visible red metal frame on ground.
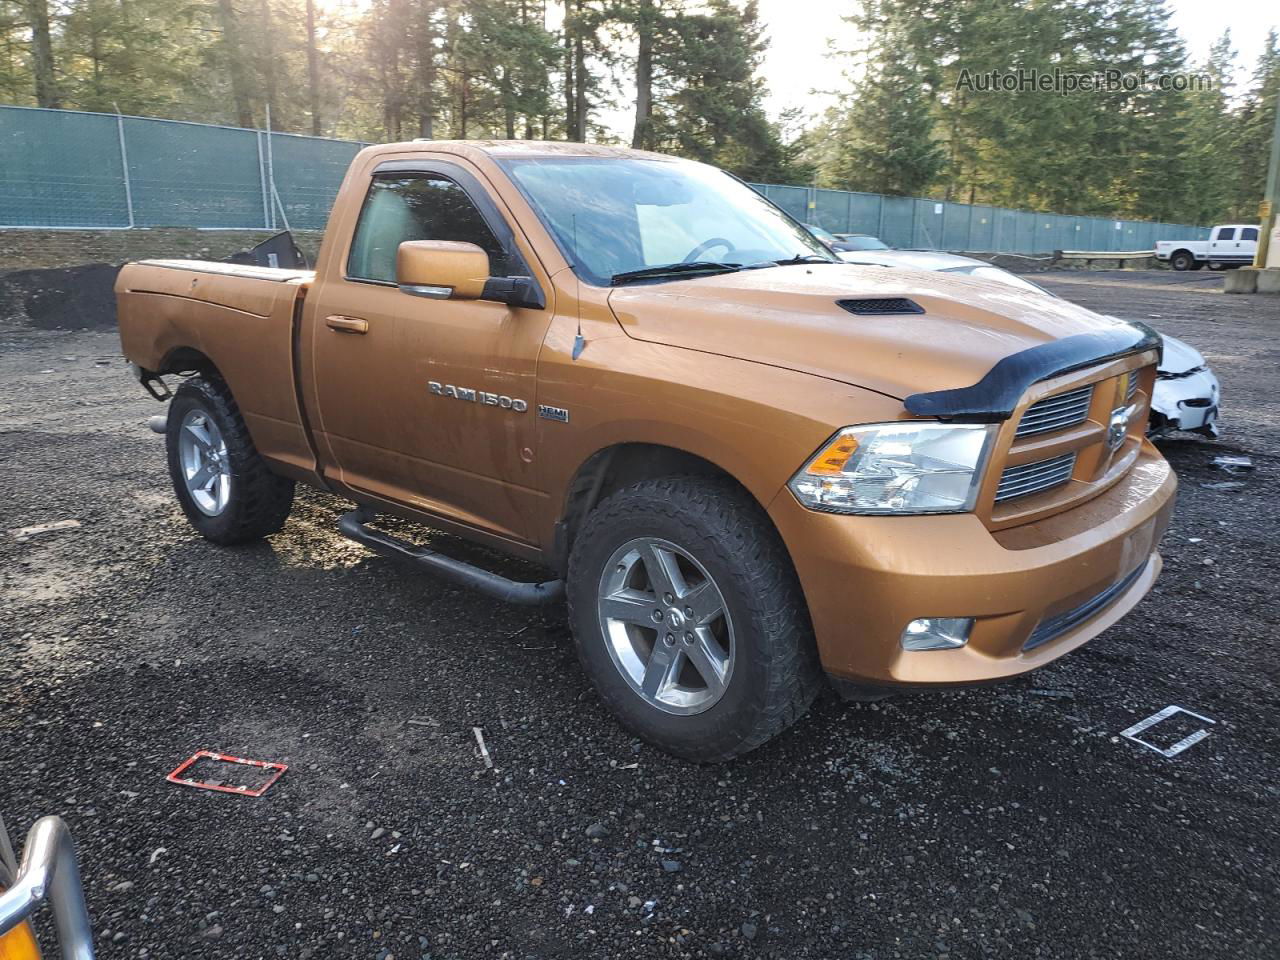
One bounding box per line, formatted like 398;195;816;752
165;750;288;797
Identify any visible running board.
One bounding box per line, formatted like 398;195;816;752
337;507;565;607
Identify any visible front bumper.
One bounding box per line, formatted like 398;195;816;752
1152;368;1220;433
768;441;1177;686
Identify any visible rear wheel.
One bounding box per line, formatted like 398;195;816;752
166;377;295;544
1169;250;1194;271
567;476;821;762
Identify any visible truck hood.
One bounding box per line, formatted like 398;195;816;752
607;263;1141;400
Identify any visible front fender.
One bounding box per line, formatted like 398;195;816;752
531;324;906;547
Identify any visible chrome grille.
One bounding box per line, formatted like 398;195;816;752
1126;369;1140;400
995;452;1077;502
1015;385;1094;438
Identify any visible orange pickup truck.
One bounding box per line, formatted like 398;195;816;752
116;141;1175;761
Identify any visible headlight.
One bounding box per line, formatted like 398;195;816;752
788;422;996;515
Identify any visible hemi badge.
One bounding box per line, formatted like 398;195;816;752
538;404;570;423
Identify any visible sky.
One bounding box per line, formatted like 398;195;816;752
600;0;1280;138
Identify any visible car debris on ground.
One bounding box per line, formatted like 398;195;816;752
1210;455;1254;474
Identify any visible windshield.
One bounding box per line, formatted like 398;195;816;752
500;156;834;284
841;235;890;251
806;224;837;243
942;265;1052;295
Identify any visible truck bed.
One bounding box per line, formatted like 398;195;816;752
115;258;321;483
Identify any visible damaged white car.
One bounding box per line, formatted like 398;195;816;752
1149;333;1220;437
833;246;1222;439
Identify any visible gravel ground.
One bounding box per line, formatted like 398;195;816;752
1;269;1277;959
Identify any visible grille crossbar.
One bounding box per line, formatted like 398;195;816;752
995;452;1077;502
1015;385;1094;438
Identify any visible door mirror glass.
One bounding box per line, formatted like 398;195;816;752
396;240;490;300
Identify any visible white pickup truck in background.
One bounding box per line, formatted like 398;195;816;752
1156;224;1259;271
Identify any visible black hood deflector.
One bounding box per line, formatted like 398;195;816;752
904;322;1162;423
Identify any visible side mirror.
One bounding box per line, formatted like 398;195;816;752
396;240;490;300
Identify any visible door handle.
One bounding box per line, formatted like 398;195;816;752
325;315;369;334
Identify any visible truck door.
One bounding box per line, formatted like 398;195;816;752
305;160;553;546
1240;226;1259;260
1210;226;1235;260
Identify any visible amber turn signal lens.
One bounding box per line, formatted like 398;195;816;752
807;434;859;476
0;921;42;960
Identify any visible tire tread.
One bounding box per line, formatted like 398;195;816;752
568;475;821;762
168;376;294;544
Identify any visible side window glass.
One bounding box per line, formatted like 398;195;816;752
1241;227;1258;241
347;174;515;283
1216;227;1235;241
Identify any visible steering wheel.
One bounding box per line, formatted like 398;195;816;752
683;237;735;262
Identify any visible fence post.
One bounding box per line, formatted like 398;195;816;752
114;107;135;228
257;131;271;230
265;105;278;231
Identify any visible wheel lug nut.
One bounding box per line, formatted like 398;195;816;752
664;633;675;645
684;607;693;617
684;632;694;644
664;593;674;604
652;610;663;621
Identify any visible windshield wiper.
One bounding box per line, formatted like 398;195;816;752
774;253;840;265
741;253;841;270
610;261;742;285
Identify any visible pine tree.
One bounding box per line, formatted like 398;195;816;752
650;0;793;180
1233;29;1280;219
1179;30;1239;223
826;24;944;196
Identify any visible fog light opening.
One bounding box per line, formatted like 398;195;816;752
901;617;974;651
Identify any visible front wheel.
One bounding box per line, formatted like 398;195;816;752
166;377;295;544
567;476;821;762
1169;251;1194;271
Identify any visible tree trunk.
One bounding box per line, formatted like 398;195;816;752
458;72;468;139
24;0;59;108
258;0;280;128
573;31;587;140
305;0;322;135
501;68;515;138
215;0;254;127
415;0;435;138
89;25;103;103
563;1;576;139
631;0;654;149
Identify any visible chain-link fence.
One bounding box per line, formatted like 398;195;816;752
752;183;1211;254
2;105;1210;253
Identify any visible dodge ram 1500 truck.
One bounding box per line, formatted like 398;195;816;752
116;141;1176;762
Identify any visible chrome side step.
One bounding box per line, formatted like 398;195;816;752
337;507;565;607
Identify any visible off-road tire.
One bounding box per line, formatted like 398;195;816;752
567;476;821;762
166;376;295;544
1169;250;1194;271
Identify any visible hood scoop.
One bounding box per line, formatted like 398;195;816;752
837;297;925;316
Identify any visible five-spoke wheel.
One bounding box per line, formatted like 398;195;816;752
598;537;734;715
568;475;820;762
177;408;232;516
